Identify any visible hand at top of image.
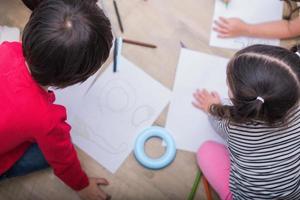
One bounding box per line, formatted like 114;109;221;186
213;17;249;38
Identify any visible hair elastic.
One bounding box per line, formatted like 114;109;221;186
295;52;300;57
65;20;73;29
256;96;264;103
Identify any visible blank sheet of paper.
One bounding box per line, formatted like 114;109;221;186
210;0;283;50
0;26;20;44
165;49;228;152
55;56;171;173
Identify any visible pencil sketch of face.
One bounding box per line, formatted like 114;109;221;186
98;79;137;113
71;115;127;154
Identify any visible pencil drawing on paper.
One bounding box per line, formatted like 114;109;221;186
54;56;172;172
98;78;137;113
131;105;154;127
71;78;156;155
71;116;128;155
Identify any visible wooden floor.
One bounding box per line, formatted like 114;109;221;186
0;0;296;200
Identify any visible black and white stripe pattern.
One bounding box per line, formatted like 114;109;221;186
210;107;300;199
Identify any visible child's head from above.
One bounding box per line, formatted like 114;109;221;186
211;44;300;124
22;0;113;88
22;0;98;11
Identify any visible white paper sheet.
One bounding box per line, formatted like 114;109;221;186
55;56;171;173
210;0;283;50
0;26;20;44
165;49;229;152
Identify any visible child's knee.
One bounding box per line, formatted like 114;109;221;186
197;140;217;167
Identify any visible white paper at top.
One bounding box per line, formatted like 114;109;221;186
0;26;20;44
55;56;171;173
210;0;283;50
166;49;229;152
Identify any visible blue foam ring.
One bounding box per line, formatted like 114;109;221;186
134;126;177;170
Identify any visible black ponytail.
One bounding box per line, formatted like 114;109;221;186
210;44;300;124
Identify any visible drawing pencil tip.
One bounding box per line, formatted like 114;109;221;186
113;38;118;73
180;41;187;48
113;0;124;33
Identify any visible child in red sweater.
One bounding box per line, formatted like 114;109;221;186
0;0;113;200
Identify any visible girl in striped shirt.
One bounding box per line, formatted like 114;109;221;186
193;44;300;200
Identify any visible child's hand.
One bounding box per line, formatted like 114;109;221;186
78;178;110;200
213;17;249;38
192;89;221;113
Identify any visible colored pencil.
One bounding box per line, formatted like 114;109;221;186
113;37;123;73
223;0;229;8
203;176;213;200
113;38;118;72
123;38;157;48
187;170;202;200
113;0;124;33
180;41;187;48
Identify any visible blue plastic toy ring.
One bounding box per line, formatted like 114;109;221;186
134;126;176;169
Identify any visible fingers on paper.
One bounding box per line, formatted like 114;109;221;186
211;91;220;100
214;19;227;29
219;17;229;24
213;17;231;38
192;89;209;110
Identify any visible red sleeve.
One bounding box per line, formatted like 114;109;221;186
37;106;89;191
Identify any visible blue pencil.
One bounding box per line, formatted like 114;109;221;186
113;37;123;73
113;38;118;72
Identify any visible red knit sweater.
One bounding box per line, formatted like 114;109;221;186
0;42;89;191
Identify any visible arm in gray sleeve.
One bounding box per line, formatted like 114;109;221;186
208;113;228;141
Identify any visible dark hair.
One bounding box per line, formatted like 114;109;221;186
22;0;113;88
210;44;300;124
22;0;98;11
22;0;43;10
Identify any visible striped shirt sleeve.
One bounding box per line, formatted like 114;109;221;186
208;113;229;142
